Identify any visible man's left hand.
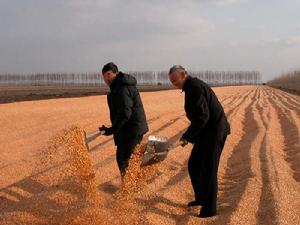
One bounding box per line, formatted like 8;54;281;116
179;138;188;147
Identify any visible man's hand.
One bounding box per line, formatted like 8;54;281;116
99;125;113;136
179;137;188;147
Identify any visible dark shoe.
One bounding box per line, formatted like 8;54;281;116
198;206;217;218
198;212;217;218
187;200;202;207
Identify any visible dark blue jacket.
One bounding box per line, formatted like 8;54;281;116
182;76;230;145
108;72;148;145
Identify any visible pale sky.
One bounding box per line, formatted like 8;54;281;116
0;0;300;81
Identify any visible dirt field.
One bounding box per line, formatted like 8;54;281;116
0;86;299;225
0;85;174;104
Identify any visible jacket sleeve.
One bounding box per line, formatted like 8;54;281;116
111;87;133;134
182;87;210;143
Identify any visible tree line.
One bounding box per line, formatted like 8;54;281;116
267;70;300;91
0;71;261;86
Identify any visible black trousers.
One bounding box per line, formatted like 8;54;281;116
116;135;143;177
188;134;227;216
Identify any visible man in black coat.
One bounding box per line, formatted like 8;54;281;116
100;62;149;177
168;65;230;218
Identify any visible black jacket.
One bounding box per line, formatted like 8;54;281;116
107;72;148;145
182;76;230;145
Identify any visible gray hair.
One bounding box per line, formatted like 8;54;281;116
168;65;187;75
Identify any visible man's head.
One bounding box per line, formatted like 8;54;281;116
102;62;119;86
168;65;188;89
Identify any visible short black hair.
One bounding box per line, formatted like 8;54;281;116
102;62;118;74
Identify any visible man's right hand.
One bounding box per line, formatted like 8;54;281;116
179;138;188;147
99;125;113;136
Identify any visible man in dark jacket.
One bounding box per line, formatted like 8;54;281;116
100;62;149;177
168;65;230;218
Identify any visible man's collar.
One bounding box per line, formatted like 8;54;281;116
181;76;191;92
109;72;121;89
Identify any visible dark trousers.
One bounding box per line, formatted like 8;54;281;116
188;135;227;216
116;135;143;177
